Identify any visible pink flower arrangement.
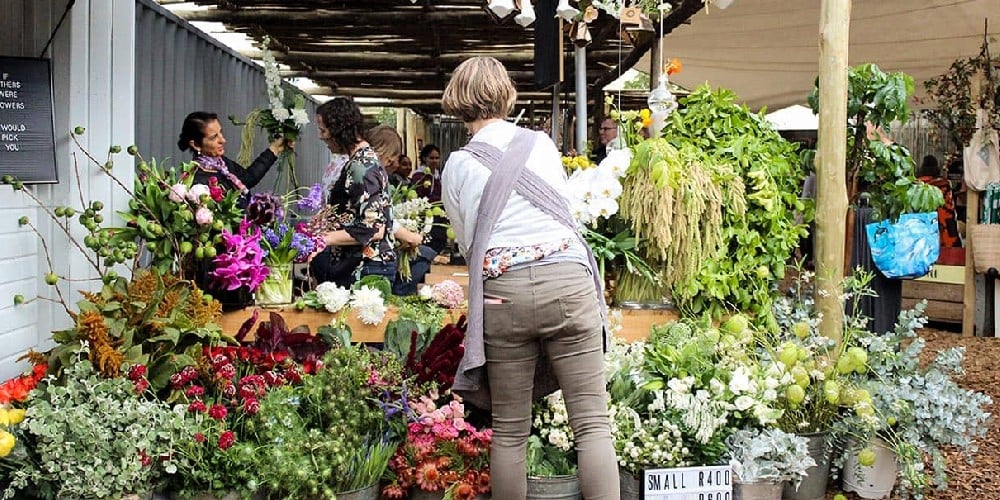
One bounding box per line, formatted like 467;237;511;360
383;390;492;499
431;280;465;309
210;219;270;291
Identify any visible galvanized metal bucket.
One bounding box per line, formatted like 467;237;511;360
527;474;582;500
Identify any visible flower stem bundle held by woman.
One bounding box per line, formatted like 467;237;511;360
440;56;619;500
178;111;287;208
307;97;395;288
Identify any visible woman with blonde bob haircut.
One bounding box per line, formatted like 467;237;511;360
441;57;619;500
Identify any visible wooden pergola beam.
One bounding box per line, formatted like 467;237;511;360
173;7;494;25
245;49;626;67
325;88;576;100
281;69;536;80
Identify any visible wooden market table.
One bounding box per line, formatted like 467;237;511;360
219;304;677;344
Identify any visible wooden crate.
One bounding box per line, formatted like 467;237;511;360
901;280;963;323
220;306;678;343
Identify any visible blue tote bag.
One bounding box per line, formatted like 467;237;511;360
865;212;940;279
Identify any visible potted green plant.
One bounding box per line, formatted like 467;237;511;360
768;268;883;500
835;300;992;498
526;391;581;500
726;428;816;500
1;352;187;499
808;63;944;222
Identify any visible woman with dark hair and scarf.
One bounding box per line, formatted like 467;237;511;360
177;111;287;206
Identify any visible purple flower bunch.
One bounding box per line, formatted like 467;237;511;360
296;183;324;213
211;220;270;291
260;222;323;264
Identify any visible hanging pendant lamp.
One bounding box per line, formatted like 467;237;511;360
488;0;517;18
515;0;537;27
555;0;580;22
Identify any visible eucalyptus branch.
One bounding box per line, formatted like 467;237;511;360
25;221;72;317
15;187;102;273
69;132;137;199
71;151;87;209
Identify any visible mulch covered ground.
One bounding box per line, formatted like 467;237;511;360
831;326;1000;499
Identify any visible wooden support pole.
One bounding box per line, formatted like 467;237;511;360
815;0;851;346
963;191;979;337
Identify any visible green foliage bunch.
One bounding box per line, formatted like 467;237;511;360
922;43;999;151
47;270;227;391
809;63;943;221
112;158;243;276
3;357;186;499
663;84;808;324
255;347;403;497
835;302;992;496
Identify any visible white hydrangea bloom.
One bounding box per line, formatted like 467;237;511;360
291;108;309;126
271;107;291;122
351;285;387;325
315;282;351;313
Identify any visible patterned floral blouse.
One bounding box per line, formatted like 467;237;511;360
482;237;573;278
326;145;395;262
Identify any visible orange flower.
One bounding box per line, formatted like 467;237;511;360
665;58;683;76
416;461;442;491
454;482;477;500
476;469;492;494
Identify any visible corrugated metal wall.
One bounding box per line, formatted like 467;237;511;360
428;120;468;165
134;0;328;189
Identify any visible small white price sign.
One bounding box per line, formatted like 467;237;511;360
642;465;733;500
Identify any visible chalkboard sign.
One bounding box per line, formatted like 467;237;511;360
0;57;57;184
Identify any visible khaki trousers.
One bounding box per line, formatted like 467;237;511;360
483;262;619;500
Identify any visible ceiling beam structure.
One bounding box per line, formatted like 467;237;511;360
168;1;701;114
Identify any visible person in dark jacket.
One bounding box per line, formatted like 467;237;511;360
177;111;287;206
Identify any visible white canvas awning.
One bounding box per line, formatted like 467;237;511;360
638;0;999;111
765;104;818;130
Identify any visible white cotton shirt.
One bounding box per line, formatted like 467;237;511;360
442;120;583;257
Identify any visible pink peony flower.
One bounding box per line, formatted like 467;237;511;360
168;183;187;203
195;207;214;225
187;184;210;203
185;385;205;398
188;400;207;413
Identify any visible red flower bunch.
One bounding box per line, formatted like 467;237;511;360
171;344;303;451
383;390;491;500
127;364;150;394
406;316;467;391
0;363;47;405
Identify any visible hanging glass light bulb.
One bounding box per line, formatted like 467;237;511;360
555;0;580;22
647;75;678;117
488;0;516;18
515;0;537;27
